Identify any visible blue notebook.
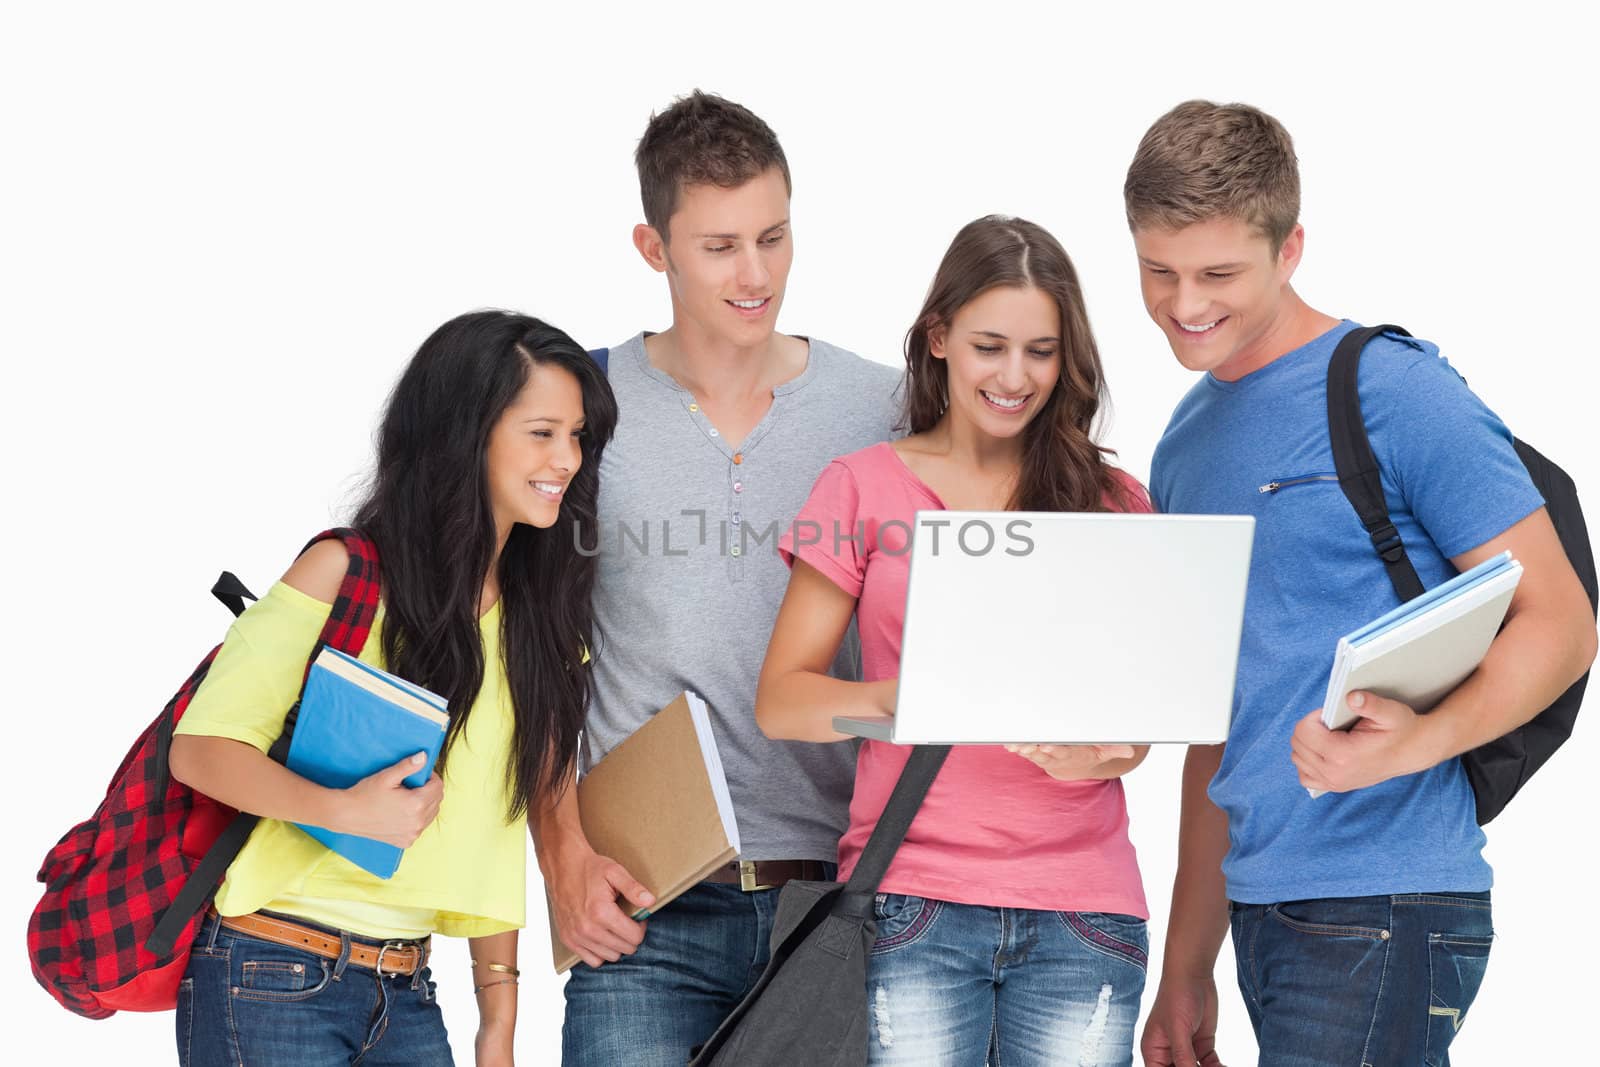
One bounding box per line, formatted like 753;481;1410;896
285;646;449;878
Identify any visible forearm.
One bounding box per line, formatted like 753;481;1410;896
755;671;894;742
1410;609;1597;770
531;777;591;876
469;929;519;1032
1161;744;1231;978
168;733;339;827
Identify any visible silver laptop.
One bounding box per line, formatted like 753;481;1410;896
833;511;1254;744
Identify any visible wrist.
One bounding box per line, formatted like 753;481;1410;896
536;821;593;878
1407;710;1460;775
1161;931;1223;980
302;783;346;833
873;678;898;716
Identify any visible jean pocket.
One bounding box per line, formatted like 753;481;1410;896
233;952;332;1003
870;894;939;955
1058;911;1149;971
1268;899;1390;940
1425;932;1493;1066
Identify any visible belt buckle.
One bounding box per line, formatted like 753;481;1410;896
739;860;773;892
375;941;411;976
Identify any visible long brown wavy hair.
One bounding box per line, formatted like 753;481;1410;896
903;214;1129;512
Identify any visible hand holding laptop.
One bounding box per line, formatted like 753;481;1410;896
1005;743;1141;781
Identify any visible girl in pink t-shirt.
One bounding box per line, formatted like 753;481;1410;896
760;216;1151;1066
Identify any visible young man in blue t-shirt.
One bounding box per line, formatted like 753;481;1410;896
1126;101;1596;1067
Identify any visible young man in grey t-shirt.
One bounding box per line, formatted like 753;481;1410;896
532;91;900;1066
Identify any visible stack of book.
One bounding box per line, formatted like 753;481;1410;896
285;646;449;878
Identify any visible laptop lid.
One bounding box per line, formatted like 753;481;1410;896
835;511;1253;744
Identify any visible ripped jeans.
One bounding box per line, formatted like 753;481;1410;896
1229;891;1493;1066
865;893;1147;1066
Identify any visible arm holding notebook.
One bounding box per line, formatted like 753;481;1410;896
169;738;442;848
1292;508;1597;794
531;783;655;968
168;542;445;845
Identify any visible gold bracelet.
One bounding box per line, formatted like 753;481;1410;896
470;959;520;977
474;977;519;994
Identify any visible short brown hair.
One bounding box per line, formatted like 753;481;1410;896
1123;100;1300;249
903;216;1132;514
634;91;791;239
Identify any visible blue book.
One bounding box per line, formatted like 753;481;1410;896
285;646;449;878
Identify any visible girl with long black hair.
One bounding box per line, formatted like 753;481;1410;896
168;310;617;1065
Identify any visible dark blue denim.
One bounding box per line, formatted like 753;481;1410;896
561;867;833;1067
1229;891;1493;1067
178;911;452;1066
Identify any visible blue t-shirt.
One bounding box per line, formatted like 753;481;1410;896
1151;320;1544;903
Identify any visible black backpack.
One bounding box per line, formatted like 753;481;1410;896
1326;324;1598;823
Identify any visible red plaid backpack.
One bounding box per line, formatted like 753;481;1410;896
28;529;381;1018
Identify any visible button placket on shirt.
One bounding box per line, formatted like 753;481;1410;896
682;395;748;574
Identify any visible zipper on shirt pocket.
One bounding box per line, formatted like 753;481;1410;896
1258;473;1339;494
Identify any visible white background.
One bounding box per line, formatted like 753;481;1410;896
5;2;1597;1064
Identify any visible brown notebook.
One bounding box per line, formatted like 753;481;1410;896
549;691;740;972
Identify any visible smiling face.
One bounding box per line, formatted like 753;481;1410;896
633;165;793;350
931;284;1062;442
1133;215;1305;380
484;359;586;536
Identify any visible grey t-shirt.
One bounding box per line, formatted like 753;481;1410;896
583;332;902;862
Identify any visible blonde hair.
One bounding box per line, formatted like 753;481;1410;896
1123;100;1300;249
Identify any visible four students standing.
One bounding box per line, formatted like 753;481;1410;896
157;91;1595;1065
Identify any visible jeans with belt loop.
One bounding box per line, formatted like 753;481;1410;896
178;910;452;1066
1229;891;1493;1067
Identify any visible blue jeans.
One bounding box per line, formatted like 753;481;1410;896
178;911;452;1066
1230;892;1493;1066
865;894;1148;1066
562;872;831;1066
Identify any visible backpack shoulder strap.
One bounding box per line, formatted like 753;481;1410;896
301;527;382;660
588;347;610;375
1326;324;1427;603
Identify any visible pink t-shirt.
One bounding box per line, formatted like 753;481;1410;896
779;441;1150;917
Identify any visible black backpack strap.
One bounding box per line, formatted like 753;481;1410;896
1326;324;1427;603
830;744;951;921
210;571;259;618
588;347;610;375
146;529;382;957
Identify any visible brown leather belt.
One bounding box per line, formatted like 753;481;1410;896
213;909;430;976
703;859;828;892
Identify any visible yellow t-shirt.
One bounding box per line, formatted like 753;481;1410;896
175;581;526;940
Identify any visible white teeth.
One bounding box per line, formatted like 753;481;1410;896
1179;319;1221;333
982;390;1027;409
533;482;565;495
731;299;767;309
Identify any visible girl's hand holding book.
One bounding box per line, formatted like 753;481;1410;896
336;751;445;848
